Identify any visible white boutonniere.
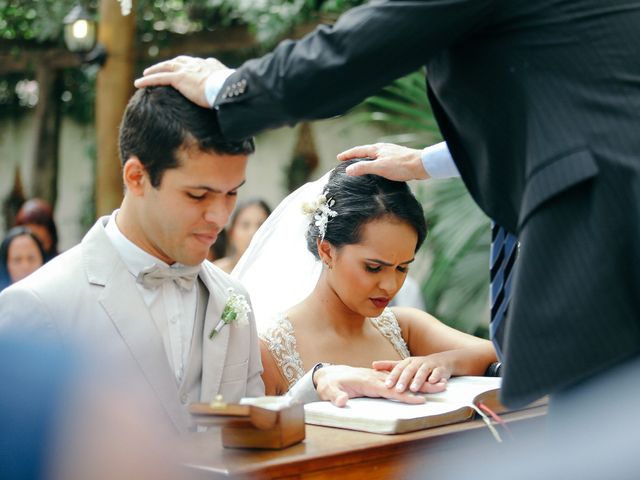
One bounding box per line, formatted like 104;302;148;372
209;288;251;339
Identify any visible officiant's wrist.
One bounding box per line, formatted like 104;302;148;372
312;362;332;389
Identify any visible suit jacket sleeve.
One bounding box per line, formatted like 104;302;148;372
239;284;266;398
286;368;321;404
0;286;61;341
215;0;494;140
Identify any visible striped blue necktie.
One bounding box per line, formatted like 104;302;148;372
489;223;518;362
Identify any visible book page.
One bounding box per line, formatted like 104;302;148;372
304;376;502;434
307;397;465;421
240;395;296;411
423;376;501;407
304;398;469;434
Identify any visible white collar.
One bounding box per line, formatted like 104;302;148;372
104;210;198;278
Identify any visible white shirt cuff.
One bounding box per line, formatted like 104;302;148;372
421;142;460;179
204;69;236;108
285;368;321;404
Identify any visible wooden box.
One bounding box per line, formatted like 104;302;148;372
189;396;305;449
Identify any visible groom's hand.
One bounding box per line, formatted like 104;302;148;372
313;365;427;407
134;55;228;108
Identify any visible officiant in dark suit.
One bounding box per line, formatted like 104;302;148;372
135;0;640;411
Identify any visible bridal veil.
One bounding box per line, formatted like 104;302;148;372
231;172;331;331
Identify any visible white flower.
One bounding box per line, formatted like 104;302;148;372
209;288;251;339
301;191;338;240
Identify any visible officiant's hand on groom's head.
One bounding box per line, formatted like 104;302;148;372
135;56;228;109
313;365;447;407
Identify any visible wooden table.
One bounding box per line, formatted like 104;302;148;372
180;406;547;479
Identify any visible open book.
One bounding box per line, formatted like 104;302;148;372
304;376;506;434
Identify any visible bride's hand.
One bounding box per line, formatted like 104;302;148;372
372;355;452;393
313;365;427;407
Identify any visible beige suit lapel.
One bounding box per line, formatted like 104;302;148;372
82;218;190;431
199;265;231;402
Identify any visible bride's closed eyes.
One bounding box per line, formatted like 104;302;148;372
365;263;409;274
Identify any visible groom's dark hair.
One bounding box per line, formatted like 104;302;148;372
118;86;255;187
305;159;427;258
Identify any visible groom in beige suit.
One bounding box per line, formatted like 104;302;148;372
0;87;429;432
0;87;261;432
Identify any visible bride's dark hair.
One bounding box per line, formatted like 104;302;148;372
305;159;427;259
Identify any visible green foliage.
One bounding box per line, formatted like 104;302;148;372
175;0;363;47
0;74;30;119
0;0;80;41
59;67;97;123
0;68;96;123
0;0;365;121
357;70;491;335
418;179;490;334
0;0;365;51
352;72;441;147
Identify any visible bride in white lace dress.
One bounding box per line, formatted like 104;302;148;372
233;160;496;396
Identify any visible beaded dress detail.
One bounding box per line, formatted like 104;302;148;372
260;308;410;389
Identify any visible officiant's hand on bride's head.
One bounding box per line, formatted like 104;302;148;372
337;143;429;181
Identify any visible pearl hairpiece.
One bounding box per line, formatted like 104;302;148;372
301;191;338;240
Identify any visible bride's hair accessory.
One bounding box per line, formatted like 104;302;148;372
232;160;427;330
301;191;338;240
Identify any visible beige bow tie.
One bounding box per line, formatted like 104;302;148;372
136;264;201;291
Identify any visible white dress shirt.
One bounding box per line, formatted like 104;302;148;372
105;212;199;383
205;69;236;107
420;141;460;179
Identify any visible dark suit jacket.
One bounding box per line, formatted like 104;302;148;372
215;0;640;407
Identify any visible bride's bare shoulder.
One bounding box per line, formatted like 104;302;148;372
282;301;314;327
390;306;441;332
259;339;289;395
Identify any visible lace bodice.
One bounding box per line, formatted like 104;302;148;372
260;308;410;390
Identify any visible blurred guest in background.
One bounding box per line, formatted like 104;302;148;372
14;198;59;261
0;226;46;291
214;198;271;273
